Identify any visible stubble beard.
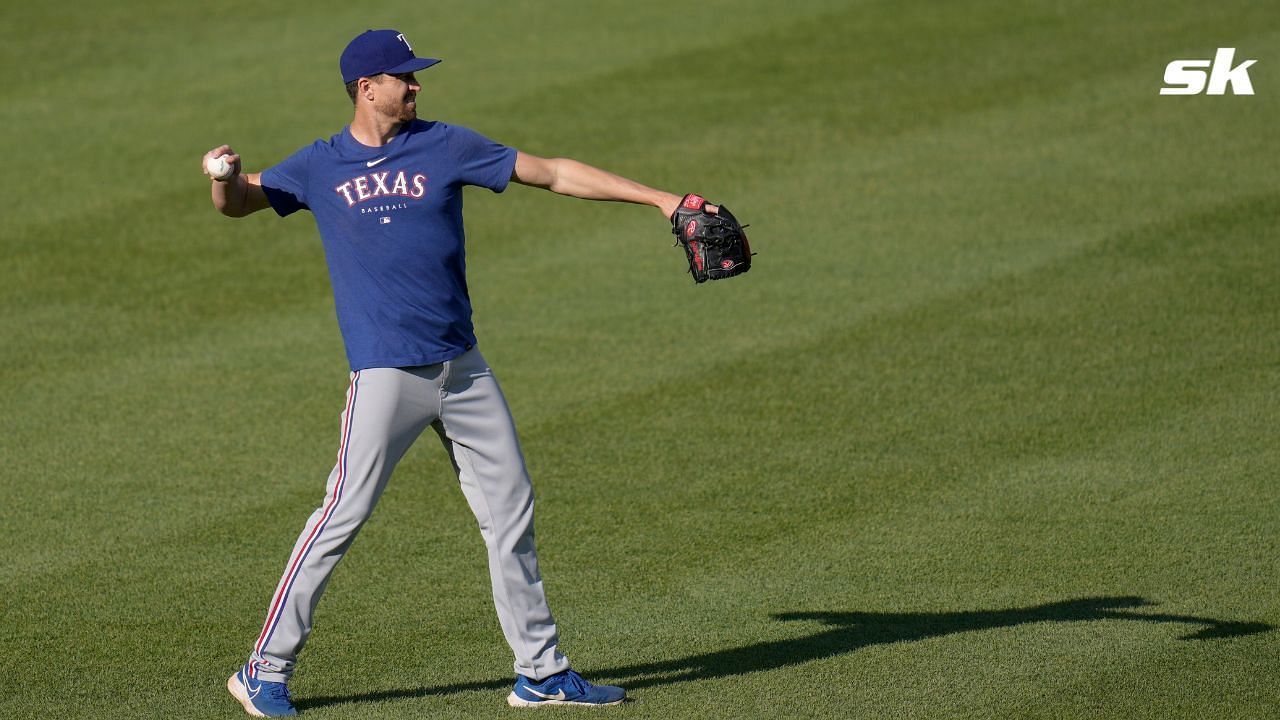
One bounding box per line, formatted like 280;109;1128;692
375;93;417;124
399;89;418;122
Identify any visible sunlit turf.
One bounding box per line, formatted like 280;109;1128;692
2;2;1276;718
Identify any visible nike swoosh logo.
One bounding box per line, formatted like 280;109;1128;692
244;676;262;700
526;688;567;701
366;157;388;167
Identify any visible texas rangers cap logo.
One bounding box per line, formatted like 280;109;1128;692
340;29;442;84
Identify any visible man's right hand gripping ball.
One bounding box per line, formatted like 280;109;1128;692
671;193;753;283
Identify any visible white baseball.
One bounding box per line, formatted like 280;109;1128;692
205;155;235;181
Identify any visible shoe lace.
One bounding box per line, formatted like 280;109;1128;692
561;670;591;695
263;682;293;705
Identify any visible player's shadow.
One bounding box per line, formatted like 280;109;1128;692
297;596;1271;710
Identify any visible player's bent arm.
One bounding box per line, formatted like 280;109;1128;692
211;173;271;218
204;146;271;218
512;152;683;220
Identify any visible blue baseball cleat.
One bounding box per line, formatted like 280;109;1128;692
227;664;299;717
508;669;626;707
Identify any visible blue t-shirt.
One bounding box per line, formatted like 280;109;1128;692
260;120;517;371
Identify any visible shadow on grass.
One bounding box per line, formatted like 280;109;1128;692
297;596;1271;710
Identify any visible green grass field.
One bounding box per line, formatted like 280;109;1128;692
2;1;1277;717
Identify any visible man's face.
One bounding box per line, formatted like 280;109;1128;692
371;72;421;122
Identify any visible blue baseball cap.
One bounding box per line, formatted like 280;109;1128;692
340;29;441;84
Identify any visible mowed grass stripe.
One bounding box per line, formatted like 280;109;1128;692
3;2;1278;718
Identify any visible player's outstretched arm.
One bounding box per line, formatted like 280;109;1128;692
512;151;684;220
203;145;271;218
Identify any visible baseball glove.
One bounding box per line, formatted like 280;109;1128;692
671;194;752;283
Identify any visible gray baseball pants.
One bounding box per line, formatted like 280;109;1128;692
245;347;571;682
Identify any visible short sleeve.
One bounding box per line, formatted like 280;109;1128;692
446;124;518;193
260;143;315;216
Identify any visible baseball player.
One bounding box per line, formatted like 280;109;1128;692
204;29;694;716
